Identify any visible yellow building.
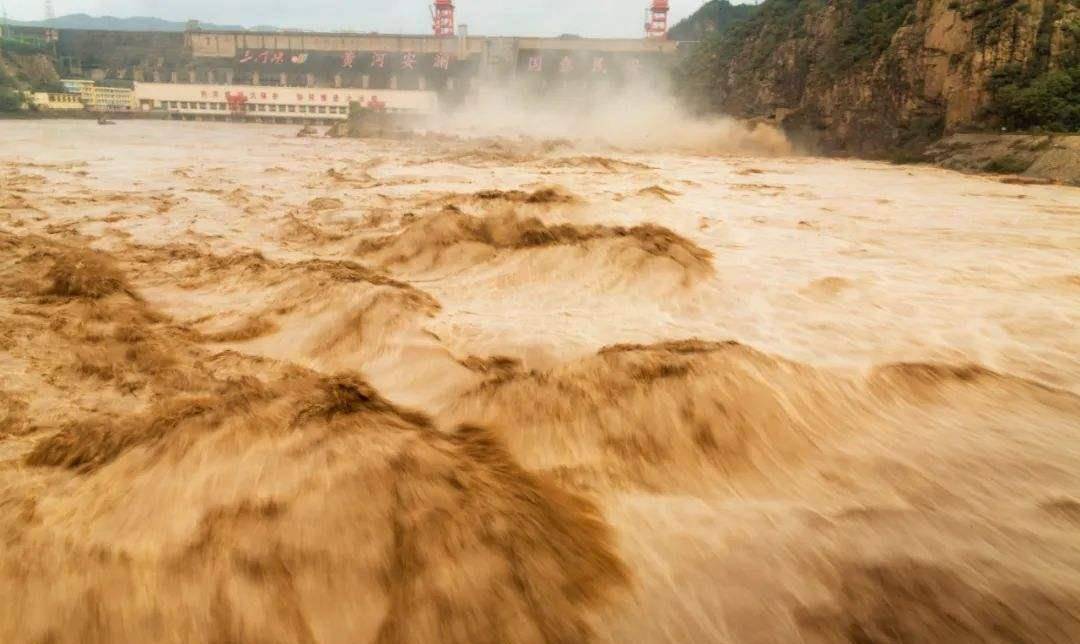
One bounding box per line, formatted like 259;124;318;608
60;79;95;94
133;82;438;124
80;85;136;112
62;80;135;111
32;92;85;111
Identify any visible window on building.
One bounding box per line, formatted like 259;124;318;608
317;106;327;114
299;106;307;113
287;105;296;113
180;102;190;109
198;102;208;110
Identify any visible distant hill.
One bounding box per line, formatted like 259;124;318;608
668;0;758;42
6;13;276;32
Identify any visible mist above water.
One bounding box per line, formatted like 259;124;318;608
426;82;793;155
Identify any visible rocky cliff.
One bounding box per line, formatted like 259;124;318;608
676;0;1080;156
928;132;1080;183
0;47;62;110
0;51;61;90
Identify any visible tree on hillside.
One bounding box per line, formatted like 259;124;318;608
668;0;758;41
0;88;24;112
988;64;1080;132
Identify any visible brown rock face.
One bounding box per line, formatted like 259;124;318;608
683;0;1079;156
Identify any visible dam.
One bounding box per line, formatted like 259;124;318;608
2;1;683;122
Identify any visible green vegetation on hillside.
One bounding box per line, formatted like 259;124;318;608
961;0;1023;46
0;45;62;111
674;0;917;109
674;0;1078;135
0;62;23;111
0;36;51;55
984;1;1079;132
723;0;821;68
673;0;810;109
0;57;20;111
827;0;915;73
668;0;759;41
0;88;22;111
987;64;1080;131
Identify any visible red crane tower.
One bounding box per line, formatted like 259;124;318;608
432;0;455;37
645;0;669;39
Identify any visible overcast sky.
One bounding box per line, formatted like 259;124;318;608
2;1;757;38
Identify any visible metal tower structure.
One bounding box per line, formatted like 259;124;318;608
44;0;54;21
645;0;669;39
432;0;454;37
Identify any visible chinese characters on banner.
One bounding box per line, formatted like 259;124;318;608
524;54;637;75
350;51;452;71
240;49;456;73
239;50;311;65
239;50;288;64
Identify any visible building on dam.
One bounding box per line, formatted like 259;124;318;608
5;18;681;122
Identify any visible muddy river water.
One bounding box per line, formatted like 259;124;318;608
1;120;1079;642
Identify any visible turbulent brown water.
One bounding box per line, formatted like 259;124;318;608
1;120;1079;643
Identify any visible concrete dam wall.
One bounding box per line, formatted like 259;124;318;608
10;24;681;97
